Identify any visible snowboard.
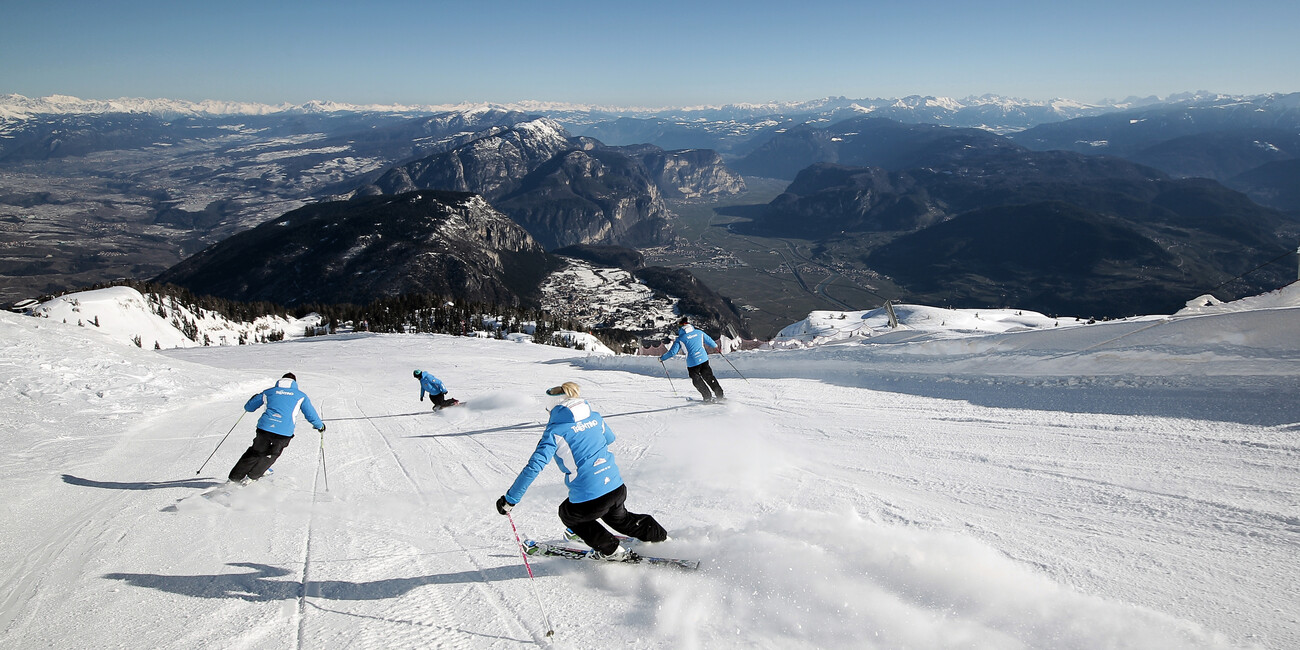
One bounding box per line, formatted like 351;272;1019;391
432;399;464;412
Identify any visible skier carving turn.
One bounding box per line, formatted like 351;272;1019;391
660;316;725;403
495;382;669;561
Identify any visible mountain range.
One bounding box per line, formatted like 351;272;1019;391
3;91;1298;331
737;117;1296;316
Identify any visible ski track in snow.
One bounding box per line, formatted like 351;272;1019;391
1;296;1298;649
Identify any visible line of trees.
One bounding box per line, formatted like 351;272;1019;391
89;279;621;351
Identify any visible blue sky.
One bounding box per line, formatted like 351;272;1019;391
2;0;1297;106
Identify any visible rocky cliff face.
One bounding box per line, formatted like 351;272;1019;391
360;119;673;249
155;191;555;307
494;149;673;249
359;120;739;250
367;119;575;198
614;144;746;198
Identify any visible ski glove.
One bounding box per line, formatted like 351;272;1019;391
420;394;424;401
495;495;514;515
317;424;326;433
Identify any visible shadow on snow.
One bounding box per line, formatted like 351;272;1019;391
103;561;528;602
62;474;222;491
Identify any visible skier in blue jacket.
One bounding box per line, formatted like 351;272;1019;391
495;382;668;560
414;369;459;410
660;316;725;402
228;373;324;484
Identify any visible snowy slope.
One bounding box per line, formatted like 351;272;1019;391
0;286;1297;649
774;304;1086;347
30;286;320;349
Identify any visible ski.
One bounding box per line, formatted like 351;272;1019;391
523;540;700;571
684;396;726;405
197;481;245;507
198;469;272;506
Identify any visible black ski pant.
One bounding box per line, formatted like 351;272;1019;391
228;429;292;481
558;484;668;555
430;392;455;409
687;361;724;400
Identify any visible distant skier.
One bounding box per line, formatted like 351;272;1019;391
414;369;459;410
495;382;668;560
228;372;324;485
660;316;725;402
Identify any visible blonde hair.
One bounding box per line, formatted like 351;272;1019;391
547;381;581;398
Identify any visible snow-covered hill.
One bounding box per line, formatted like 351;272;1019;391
1;286;1296;648
28;286;320;349
540;260;678;333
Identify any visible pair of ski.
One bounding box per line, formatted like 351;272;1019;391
522;533;700;571
685;396;726;405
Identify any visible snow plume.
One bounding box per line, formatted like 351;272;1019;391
648;512;1240;650
618;408;1247;649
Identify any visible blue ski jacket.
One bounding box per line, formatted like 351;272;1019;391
244;377;323;437
417;372;447;399
505;399;624;506
660;324;717;367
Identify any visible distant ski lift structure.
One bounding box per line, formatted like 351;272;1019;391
884;300;899;329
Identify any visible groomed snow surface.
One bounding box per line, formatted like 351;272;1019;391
2;284;1298;649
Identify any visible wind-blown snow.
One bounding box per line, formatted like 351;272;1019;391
1;285;1297;648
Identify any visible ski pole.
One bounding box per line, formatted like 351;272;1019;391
318;429;330;492
507;512;555;637
317;406;330;492
718;351;750;383
659;360;678;396
195;411;245;475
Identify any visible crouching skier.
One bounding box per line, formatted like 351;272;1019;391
414;369;459;410
496;382;668;560
228;372;325;485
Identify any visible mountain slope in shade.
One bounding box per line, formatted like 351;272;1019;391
155;191;555;307
1227;159;1300;215
730;117;1023;180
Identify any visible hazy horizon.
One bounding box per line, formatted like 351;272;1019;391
3;1;1297;107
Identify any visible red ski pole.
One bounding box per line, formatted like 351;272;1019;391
507;511;555;637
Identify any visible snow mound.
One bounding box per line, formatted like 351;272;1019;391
774;304;1076;347
549;330;616;355
1178;282;1300;316
30;286;320;349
